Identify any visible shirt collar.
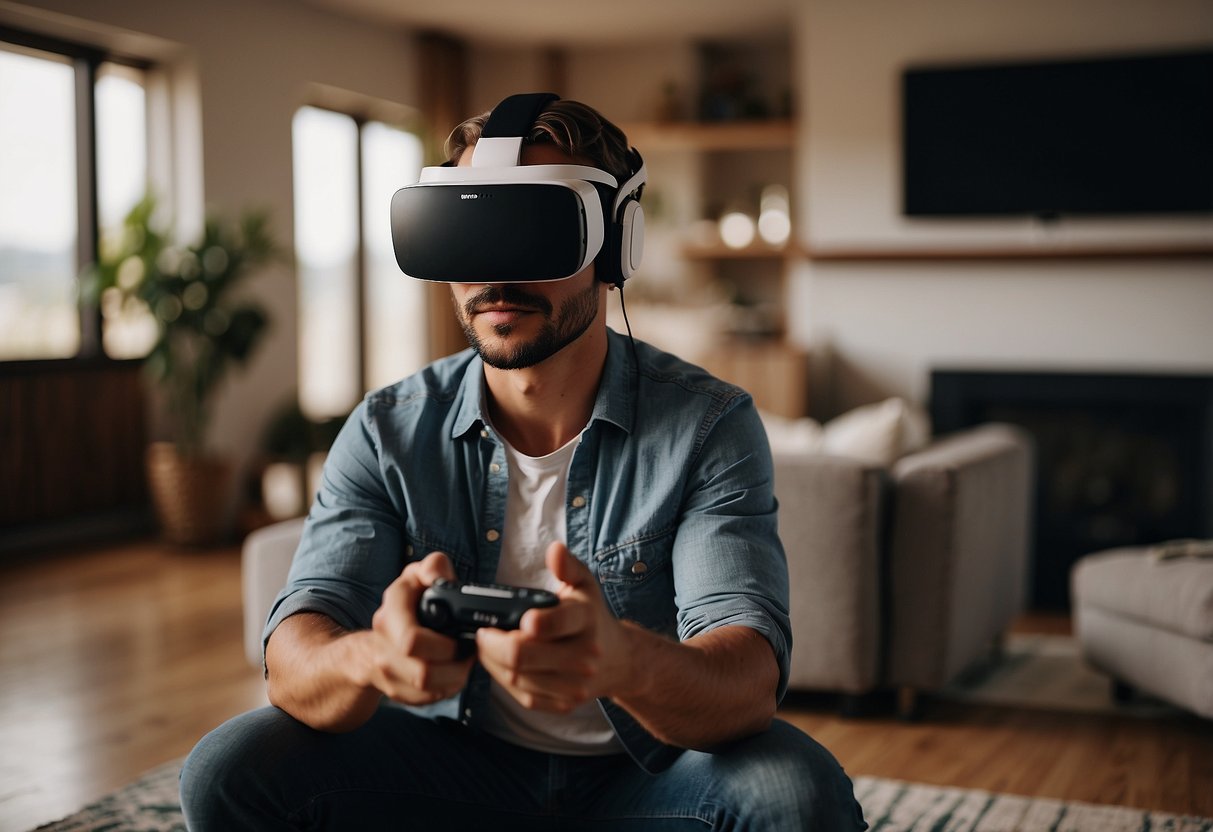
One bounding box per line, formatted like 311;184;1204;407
591;329;636;435
451;352;488;440
448;329;637;441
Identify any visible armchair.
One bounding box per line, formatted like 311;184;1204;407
775;423;1033;715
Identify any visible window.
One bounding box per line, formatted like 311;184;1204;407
0;30;149;360
292;106;426;419
96;63;154;358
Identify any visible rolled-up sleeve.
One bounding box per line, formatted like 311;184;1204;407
672;396;792;701
261;401;407;663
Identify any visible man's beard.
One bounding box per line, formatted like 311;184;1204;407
456;281;600;370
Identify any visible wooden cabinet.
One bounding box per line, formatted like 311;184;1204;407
699;341;809;419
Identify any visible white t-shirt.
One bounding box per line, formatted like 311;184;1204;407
479;429;623;755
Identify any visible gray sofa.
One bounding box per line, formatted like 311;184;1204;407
778;423;1034;714
243;423;1033;717
1072;547;1213;719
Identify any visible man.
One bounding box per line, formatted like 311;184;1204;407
181;94;867;830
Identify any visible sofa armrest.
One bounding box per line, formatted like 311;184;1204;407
886;423;1033;689
774;451;886;693
241;517;306;669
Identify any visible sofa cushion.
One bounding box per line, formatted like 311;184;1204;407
1072;547;1213;641
761;397;930;466
821;397;929;465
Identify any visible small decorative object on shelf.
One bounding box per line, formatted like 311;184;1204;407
719;207;757;249
758;185;791;246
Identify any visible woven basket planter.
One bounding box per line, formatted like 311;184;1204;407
145;442;232;546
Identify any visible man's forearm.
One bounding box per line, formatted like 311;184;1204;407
610;624;779;750
265;612;383;732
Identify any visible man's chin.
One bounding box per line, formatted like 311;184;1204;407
477;345;549;371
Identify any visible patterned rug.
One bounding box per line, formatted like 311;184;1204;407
32;759;1213;831
854;777;1213;832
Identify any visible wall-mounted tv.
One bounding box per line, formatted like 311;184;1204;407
902;49;1213;219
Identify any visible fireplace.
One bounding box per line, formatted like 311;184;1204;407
930;369;1213;610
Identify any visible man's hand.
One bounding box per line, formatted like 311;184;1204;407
475;542;634;713
363;552;475;706
265;551;474;732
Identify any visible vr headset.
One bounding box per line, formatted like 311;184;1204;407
390;92;646;285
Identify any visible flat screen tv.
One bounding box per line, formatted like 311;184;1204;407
902;49;1213;218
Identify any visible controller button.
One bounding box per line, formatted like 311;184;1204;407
571;495;587;508
486;529;500;542
631;561;648;575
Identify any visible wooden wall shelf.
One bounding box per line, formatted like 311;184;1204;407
681;241;793;260
804;243;1213;262
621;119;795;151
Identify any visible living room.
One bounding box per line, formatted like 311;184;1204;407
1;0;1211;829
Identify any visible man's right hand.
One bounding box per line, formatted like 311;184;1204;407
265;552;474;732
364;552;475;705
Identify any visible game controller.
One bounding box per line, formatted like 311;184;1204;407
417;578;559;648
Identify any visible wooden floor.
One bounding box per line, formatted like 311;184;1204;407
1;538;1211;830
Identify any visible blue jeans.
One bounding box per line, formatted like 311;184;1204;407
180;706;868;831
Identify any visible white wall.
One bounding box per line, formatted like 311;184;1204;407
795;0;1213;417
4;0;418;505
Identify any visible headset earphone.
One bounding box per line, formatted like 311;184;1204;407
472;92;646;287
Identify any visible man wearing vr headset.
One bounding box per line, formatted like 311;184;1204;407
181;94;866;831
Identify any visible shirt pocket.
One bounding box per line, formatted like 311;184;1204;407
403;523;476;580
595;528;678;637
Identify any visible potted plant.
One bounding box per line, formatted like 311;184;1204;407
81;195;278;545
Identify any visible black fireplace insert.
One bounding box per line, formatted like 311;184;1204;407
930;369;1213;610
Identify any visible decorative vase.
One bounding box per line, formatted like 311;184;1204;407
145;441;232;546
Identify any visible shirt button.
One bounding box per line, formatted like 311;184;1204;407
631;561;648;575
406;545;415;557
480;429;489;439
490;463;501;474
571;495;586;508
486;529;500;542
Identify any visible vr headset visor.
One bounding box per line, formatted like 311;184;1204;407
390;163;617;283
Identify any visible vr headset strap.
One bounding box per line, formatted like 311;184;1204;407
472;92;560;169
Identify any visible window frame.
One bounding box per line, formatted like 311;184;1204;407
293;103;428;417
0;25;151;364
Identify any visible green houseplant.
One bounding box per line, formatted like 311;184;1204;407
82;195;278;544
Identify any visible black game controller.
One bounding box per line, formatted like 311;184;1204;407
418;579;559;650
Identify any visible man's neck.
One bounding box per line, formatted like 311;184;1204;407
483;326;608;457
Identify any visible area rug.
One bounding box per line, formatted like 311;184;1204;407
32;759;1213;831
938;633;1185;717
853;777;1213;831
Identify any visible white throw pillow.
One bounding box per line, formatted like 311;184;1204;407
820;397;930;466
759;410;825;456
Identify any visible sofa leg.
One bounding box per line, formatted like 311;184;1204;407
1111;678;1136;704
896;686;920;721
838;693;869;718
989;632;1007;664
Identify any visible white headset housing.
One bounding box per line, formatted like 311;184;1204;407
389;93;645;285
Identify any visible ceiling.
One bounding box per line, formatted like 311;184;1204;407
294;0;793;46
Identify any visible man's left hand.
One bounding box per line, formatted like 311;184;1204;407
475;542;633;713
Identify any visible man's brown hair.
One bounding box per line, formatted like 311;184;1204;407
445;99;638;186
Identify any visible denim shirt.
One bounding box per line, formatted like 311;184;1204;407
264;329;791;773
